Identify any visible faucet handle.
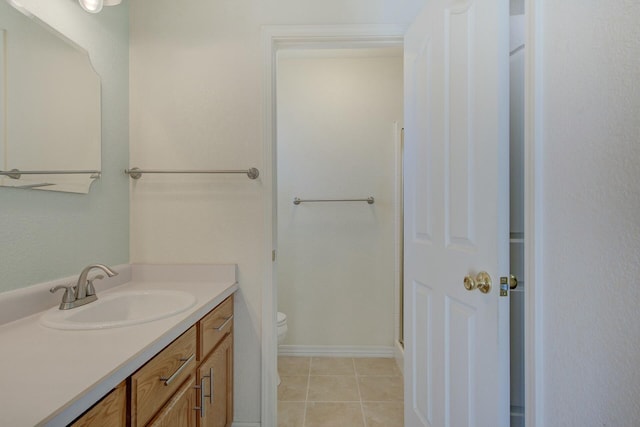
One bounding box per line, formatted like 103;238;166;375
50;285;76;303
86;274;105;296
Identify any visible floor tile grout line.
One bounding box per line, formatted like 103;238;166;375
354;358;368;427
302;357;310;427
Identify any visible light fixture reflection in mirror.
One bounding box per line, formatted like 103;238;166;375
78;0;103;14
78;0;122;14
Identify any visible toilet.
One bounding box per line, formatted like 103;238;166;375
277;312;288;385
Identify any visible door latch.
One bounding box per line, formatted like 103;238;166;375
499;274;518;297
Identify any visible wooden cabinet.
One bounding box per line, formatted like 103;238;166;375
127;295;233;427
197;334;233;427
70;382;126;427
147;376;198;427
196;294;234;427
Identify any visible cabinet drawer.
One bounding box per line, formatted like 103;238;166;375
131;326;197;427
198;295;233;360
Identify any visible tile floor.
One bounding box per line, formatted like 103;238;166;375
278;356;404;427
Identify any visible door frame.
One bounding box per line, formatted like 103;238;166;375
260;12;544;426
260;25;405;427
524;0;544;425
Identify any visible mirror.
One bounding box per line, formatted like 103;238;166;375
0;0;101;193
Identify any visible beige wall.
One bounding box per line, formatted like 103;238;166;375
129;0;423;423
276;53;402;348
540;0;640;425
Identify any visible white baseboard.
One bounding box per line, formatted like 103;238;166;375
232;423;261;427
278;345;395;358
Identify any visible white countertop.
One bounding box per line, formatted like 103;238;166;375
0;264;238;427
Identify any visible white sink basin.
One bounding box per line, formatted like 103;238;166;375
40;290;197;330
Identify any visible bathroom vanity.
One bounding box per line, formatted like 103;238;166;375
0;264;238;426
73;295;233;427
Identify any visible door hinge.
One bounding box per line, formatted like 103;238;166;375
272;250;276;262
499;274;518;297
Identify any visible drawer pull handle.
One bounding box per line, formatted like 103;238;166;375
213;315;233;331
160;354;195;386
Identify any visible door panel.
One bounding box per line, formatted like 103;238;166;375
412;280;433;425
405;6;444;426
404;0;510;426
445;3;475;249
445;297;476;427
410;36;434;244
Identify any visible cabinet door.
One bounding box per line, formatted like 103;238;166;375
147;375;197;427
197;334;233;427
70;382;126;427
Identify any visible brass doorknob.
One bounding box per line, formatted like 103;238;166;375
475;271;492;293
463;275;477;291
463;271;492;294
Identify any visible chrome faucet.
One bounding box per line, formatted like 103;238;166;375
50;264;118;310
76;264;118;299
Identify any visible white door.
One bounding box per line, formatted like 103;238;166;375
403;0;510;426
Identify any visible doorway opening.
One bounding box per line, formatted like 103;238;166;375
261;25;406;426
275;46;404;424
276;46;404;353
